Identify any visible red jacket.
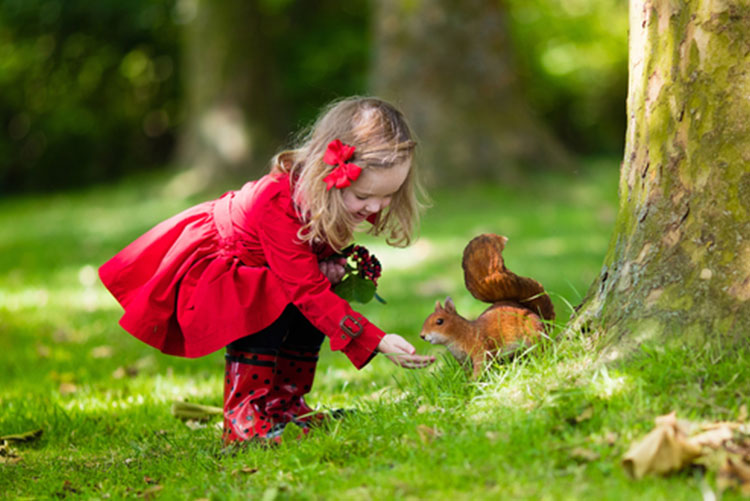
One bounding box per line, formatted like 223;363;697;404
99;173;385;369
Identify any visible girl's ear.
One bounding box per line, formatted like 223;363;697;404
444;296;456;313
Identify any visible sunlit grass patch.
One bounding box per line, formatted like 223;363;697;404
5;160;748;499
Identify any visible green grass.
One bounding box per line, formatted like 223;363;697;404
1;159;748;499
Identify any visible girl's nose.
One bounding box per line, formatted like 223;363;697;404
366;200;382;213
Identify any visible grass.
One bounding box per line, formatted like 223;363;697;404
1;158;748;499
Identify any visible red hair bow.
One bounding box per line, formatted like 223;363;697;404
323;139;362;190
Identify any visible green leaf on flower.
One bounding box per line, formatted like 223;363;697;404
334;274;376;304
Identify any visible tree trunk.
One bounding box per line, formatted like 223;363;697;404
173;0;286;193
573;1;750;353
371;0;568;185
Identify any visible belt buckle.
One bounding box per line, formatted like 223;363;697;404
339;315;362;338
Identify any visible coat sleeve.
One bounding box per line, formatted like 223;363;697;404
257;199;385;369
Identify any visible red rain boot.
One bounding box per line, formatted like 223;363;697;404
222;348;284;445
265;346;326;426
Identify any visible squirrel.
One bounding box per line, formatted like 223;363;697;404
419;233;555;378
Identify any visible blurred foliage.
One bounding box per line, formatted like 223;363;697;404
0;0;180;192
507;0;629;155
0;0;370;194
260;0;370;132
0;0;626;194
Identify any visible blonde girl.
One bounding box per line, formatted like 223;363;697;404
99;97;435;444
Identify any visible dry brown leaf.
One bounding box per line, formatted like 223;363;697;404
62;480;79;494
416;424;443;445
622;412;702;479
689;425;734;449
739;405;748;423
91;345;114;359
59;382;78;395
485;431;501;443
603;431;619;446
113;366;139;379
0;440;22;464
725;457;750;483
142;485;163;499
571;446;600;462
576;406;594;423
0;428;43;443
36;344;51;358
171;401;223;421
417;405;444;414
718;455;750;495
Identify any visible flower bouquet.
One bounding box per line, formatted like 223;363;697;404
334;245;386;304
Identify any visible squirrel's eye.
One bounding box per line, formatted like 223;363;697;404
436;318;444;325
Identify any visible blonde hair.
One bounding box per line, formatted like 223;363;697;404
271;97;424;251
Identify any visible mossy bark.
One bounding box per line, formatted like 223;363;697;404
371;0;569;185
573;1;750;354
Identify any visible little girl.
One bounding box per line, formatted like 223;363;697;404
99;96;436;444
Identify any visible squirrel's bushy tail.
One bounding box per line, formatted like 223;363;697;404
462;233;555;322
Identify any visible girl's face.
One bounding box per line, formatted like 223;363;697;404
342;161;410;223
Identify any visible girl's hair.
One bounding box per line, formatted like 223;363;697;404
270;97;423;251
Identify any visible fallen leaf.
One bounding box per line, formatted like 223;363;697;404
62;480;80;494
485;431;501;443
576;406;594;423
416;424;443;445
59;382;78;395
571;446;600;462
739;404;748;423
0;440;22;464
603;431;618;446
91;345;114;359
726;456;750;482
718;455;750;494
689;425;734;449
36;344;51;358
53;329;70;342
142;485;163;499
171;401;223;421
622;412;701;479
0;428;43;443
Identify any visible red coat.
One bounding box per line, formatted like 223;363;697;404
99;173;385;369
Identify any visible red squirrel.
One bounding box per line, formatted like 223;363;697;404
420;233;555;378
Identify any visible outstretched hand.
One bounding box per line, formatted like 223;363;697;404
377;334;436;369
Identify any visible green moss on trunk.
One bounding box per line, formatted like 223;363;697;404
572;0;750;356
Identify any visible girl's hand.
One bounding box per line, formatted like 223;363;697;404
319;257;347;285
377;334;436;369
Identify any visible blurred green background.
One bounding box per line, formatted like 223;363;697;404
0;0;627;194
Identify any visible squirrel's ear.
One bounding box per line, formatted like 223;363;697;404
444;296;456;313
434;300;443;311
